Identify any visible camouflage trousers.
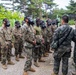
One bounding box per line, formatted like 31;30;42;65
53;56;69;75
46;38;52;52
1;41;12;65
14;39;23;57
24;48;32;72
73;44;76;64
33;43;44;62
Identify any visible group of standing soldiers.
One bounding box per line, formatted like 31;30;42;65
0;17;57;75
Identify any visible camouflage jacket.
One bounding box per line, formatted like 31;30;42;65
1;27;13;42
13;27;23;43
51;24;74;51
0;28;6;47
46;25;53;42
51;24;74;58
22;24;35;48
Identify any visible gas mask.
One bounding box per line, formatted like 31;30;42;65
3;19;10;27
15;21;21;28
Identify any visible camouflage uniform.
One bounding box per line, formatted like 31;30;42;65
41;27;47;56
22;24;35;72
72;29;76;74
0;28;6;64
46;25;53;53
34;26;43;61
51;24;74;75
1;27;13;64
13;27;23;58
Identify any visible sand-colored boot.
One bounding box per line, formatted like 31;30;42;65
34;62;39;67
2;64;7;69
8;61;15;65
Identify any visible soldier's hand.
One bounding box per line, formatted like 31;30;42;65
33;41;36;45
12;43;14;47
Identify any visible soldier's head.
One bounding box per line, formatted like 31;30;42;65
15;21;21;28
36;18;41;27
41;21;46;29
46;19;52;26
61;15;69;25
3;18;10;27
24;16;29;23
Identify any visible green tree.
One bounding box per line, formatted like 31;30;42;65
66;0;76;14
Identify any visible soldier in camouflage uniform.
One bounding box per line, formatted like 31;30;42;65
51;15;74;75
71;19;76;75
1;18;14;69
41;21;48;57
13;21;24;61
33;18;45;65
46;19;53;54
0;27;7;69
23;17;36;75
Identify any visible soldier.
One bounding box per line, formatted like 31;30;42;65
46;18;53;54
51;20;58;33
1;18;14;69
13;21;25;61
33;18;45;64
71;18;76;75
23;17;36;75
0;27;7;69
51;15;74;75
41;21;48;57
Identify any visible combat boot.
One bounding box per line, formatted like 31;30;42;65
8;61;15;65
15;55;19;61
39;58;45;62
2;64;7;69
19;55;25;59
34;62;39;67
45;52;49;55
43;53;49;57
51;72;58;75
23;71;28;75
29;67;36;72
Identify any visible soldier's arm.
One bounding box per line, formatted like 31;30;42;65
72;29;76;42
51;28;60;49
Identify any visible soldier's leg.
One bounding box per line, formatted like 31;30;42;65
14;43;19;61
1;47;7;69
19;40;24;58
72;45;76;75
46;43;49;55
7;42;15;65
38;47;45;62
33;47;39;67
48;42;52;53
53;57;61;75
62;57;69;75
24;48;35;72
42;43;48;57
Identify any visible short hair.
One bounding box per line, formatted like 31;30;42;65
62;15;69;23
